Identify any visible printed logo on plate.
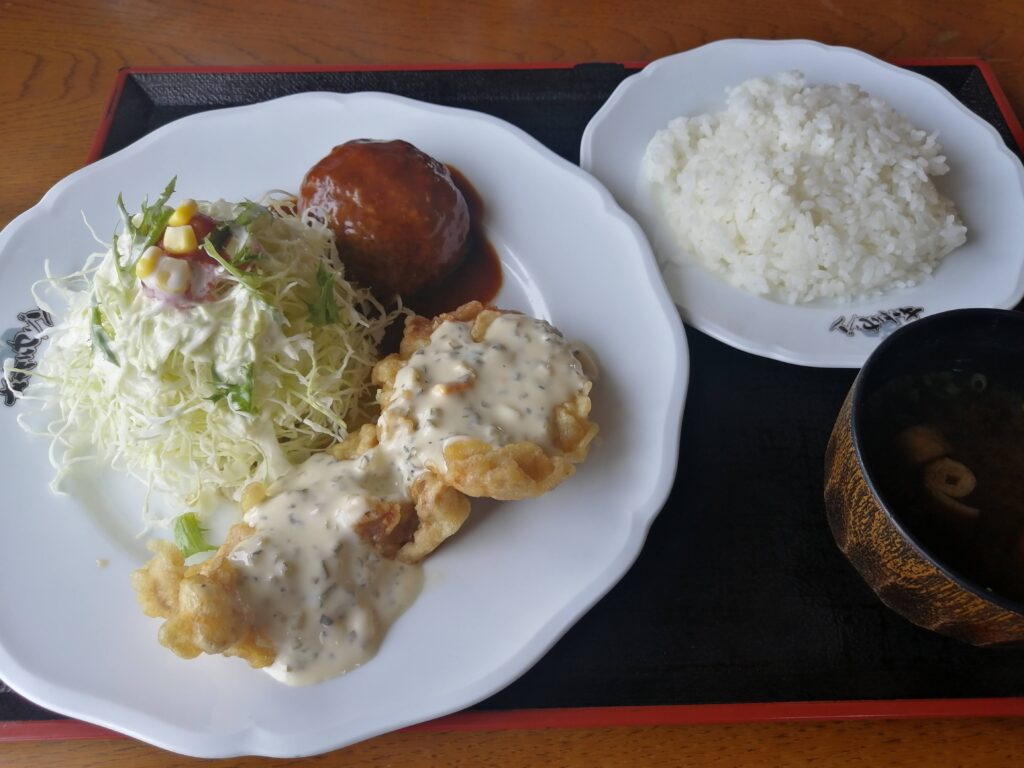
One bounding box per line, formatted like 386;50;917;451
830;307;923;338
1;308;53;407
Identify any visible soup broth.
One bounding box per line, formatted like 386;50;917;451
866;369;1024;602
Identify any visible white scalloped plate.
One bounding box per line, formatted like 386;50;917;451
0;92;687;757
581;39;1024;367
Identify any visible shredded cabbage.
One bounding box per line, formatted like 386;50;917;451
8;190;400;527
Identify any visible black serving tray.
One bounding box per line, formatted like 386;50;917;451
6;60;1024;729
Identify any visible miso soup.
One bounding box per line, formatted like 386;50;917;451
865;369;1024;602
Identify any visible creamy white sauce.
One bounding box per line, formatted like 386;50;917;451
380;313;587;483
227;311;588;686
229;453;421;686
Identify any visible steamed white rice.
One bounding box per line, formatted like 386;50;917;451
642;71;967;304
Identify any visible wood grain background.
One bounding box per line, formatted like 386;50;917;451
2;0;1024;765
3;0;1024;229
3;718;1024;767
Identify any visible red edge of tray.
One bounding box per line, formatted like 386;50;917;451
47;56;1023;745
5;699;1024;743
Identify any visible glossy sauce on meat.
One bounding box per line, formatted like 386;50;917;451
408;167;502;317
299;140;471;297
298;140;501;311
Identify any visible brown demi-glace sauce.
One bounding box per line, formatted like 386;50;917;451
407;165;502;317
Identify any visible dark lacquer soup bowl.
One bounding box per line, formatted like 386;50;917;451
825;308;1024;646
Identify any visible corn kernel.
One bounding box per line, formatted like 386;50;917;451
152;258;192;295
134;246;163;279
168;199;198;227
163;224;197;254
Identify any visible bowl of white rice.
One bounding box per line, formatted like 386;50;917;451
581;40;1024;367
642;70;967;305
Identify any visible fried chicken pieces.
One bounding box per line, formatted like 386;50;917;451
374;301;598;501
133;301;597;672
327;423;471;564
132;524;276;667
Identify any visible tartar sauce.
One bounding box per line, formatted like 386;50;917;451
228;310;589;685
380;313;588;483
228;453;422;686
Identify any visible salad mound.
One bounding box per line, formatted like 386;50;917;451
11;180;400;525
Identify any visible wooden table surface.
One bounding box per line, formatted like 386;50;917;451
3;0;1024;765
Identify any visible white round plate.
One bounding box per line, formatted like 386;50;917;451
0;92;688;757
581;39;1024;368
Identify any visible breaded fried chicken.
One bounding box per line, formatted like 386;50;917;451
133;301;597;677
